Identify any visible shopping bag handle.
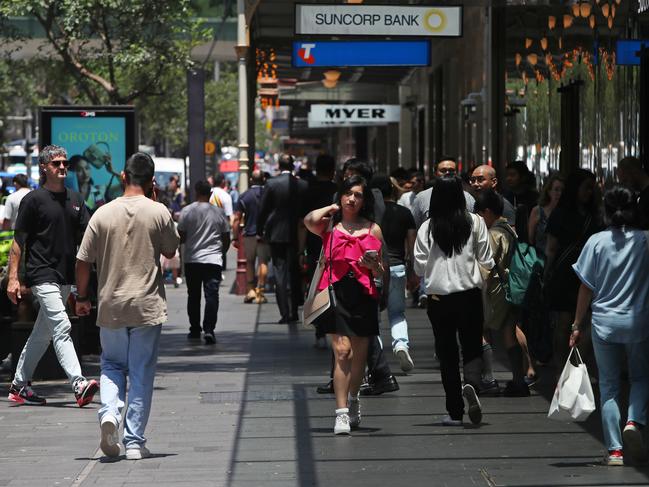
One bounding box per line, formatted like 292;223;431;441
568;346;584;365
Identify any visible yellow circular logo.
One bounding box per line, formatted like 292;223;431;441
424;9;447;33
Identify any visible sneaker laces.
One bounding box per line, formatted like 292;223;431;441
73;379;88;396
336;414;350;425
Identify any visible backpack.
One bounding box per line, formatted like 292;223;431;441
500;225;544;306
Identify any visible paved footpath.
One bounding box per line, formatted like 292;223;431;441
1;260;649;486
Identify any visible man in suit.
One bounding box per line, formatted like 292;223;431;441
257;154;308;324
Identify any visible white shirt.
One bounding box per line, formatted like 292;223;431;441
209;187;233;217
4;188;30;229
397;191;416;212
414;212;495;295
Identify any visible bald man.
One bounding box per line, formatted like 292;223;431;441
233;170;270;303
411;157;476;228
617;156;649;229
470;165;516;226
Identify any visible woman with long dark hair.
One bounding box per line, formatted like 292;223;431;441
414;177;494;426
544;168;602;371
570;186;649;466
304;175;384;435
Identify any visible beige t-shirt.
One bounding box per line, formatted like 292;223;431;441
77;195;180;329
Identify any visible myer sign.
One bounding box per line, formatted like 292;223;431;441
295;4;462;37
308;105;401;128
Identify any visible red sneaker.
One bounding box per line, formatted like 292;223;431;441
603;449;624;466
7;383;46;406
74;379;99;407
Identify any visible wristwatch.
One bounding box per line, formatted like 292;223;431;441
571;323;580;332
76;295;90;303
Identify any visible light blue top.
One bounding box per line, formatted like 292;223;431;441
573;228;649;343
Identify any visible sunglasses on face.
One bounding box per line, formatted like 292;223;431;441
49;159;70;168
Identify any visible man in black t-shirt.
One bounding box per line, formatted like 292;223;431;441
618;156;649;229
374;175;417;372
7;145;99;407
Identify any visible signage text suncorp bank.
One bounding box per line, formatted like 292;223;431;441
308;105;401;128
295;5;462;37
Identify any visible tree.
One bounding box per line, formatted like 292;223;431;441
0;0;209;105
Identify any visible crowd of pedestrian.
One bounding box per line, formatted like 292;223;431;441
4;145;649;467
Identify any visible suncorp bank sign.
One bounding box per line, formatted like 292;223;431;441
308;105;401;128
295;4;462;37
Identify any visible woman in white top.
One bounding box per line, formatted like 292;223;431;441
414;177;495;426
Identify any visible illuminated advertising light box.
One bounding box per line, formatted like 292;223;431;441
295;4;462;37
308;104;401;128
292;40;430;67
40;106;137;209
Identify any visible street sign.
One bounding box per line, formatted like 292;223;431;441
616;39;649;65
292;40;430;68
295;4;462;37
205;140;216;155
308;104;401;128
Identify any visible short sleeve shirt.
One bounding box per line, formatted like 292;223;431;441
15;187;90;286
178;202;229;265
4;188;30;229
381;202;416;266
236;186;263;236
77;195;180;329
573;228;649;343
210;187;233;217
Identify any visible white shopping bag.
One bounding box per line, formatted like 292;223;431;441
548;347;596;422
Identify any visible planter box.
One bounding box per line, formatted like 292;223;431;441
10;317;81;380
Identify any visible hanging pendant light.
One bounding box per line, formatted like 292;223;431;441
545;53;553;65
525;37;533;49
571;3;580;17
548;15;556;30
607;15;613;29
601;3;610;18
611;4;616;18
589;14;596;29
580;2;592;17
527;53;538;66
515;53;522;67
559;37;563;50
541;37;548;51
563;14;574;29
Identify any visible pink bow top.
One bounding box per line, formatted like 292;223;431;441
317;227;382;298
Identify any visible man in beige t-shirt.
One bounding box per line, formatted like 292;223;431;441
75;153;179;460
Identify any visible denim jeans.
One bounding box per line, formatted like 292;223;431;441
591;332;649;451
99;325;162;449
388;265;409;351
184;263;222;334
13;283;83;389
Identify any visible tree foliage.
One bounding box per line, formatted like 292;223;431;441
0;0;209;105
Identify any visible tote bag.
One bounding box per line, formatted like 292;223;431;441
302;228;335;326
548;347;596;422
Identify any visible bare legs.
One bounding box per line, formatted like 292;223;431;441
330;334;369;409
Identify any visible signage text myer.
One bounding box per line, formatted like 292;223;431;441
296;5;462;37
308;104;401;128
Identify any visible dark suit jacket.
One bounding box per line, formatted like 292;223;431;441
257;172;308;244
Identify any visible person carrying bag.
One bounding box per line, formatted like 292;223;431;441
547;347;595;422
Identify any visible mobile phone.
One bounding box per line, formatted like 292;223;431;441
364;249;379;259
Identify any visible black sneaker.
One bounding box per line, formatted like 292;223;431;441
462;384;482;425
8;383;46;406
204;332;216;344
316;380;334;394
74;378;99;407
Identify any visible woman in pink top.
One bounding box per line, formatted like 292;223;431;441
304;175;384;435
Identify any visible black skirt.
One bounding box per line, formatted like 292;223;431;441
314;274;379;337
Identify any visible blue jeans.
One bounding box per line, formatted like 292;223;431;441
14;283;83;389
99;325;162;449
388;265;409;351
184;263;222;334
591;332;649;451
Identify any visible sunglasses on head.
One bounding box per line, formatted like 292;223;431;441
48;159;70;168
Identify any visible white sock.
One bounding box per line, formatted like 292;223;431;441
335;407;349;416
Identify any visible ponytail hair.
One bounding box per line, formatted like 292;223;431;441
604;186;637;228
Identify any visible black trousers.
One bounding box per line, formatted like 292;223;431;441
270;243;301;321
185;263;222;334
426;288;484;420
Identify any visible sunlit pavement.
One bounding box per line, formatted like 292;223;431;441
1;252;648;486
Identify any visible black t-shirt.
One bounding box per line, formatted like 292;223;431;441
305;179;338;257
381;201;416;266
638;186;649;230
14;187;90;286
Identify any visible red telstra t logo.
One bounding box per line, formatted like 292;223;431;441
298;43;316;64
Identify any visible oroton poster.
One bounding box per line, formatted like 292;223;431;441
51;116;126;209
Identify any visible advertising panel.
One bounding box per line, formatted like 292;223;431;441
296;4;462;37
292;40;430;67
308;104;401;128
615;39;649;65
40;106;137;209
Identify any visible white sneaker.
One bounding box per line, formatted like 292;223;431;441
441;415;463;426
125;445;151;460
334;413;351;435
462;384;482;425
99;416;120;458
395;348;414;372
348;399;361;429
